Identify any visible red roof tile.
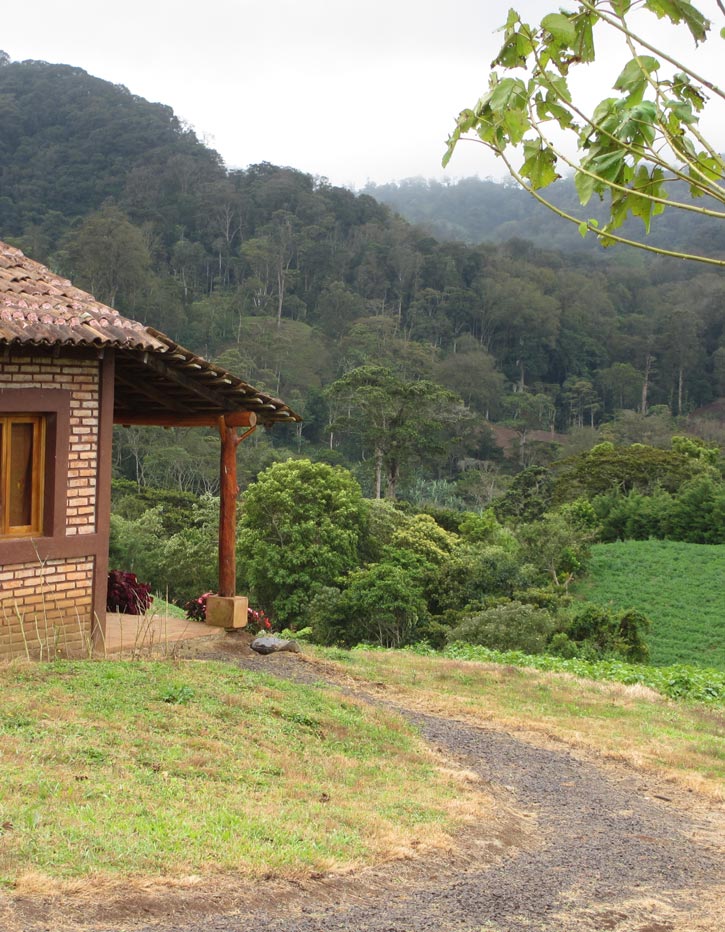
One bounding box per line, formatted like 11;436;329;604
0;241;300;424
0;240;164;351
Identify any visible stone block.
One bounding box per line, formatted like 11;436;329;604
205;595;248;628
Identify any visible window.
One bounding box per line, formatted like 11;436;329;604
0;415;45;537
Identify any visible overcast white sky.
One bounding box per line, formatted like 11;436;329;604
6;1;724;189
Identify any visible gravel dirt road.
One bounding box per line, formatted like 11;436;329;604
4;645;723;932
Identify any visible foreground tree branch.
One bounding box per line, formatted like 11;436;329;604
445;0;725;266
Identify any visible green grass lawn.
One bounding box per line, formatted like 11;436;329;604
0;660;478;885
576;540;725;670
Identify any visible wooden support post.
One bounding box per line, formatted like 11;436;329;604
217;416;257;598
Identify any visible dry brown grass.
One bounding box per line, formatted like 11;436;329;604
305;650;725;802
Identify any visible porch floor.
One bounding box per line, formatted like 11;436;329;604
102;611;224;655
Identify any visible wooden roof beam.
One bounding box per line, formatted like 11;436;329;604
115;371;189;414
114;411;258;428
136;352;232;409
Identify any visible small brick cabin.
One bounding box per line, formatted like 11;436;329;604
0;241;299;659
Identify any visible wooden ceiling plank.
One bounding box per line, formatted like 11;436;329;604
115;370;189;413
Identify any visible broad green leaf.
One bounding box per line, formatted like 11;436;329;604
574;169;597;206
535;70;572;103
614;56;660;104
672;73;706;112
644;0;709;44
578;220;589;238
591;97;617;126
503;107;530;144
614;56;660;90
488;77;528;113
503;8;521;31
442;110;477;167
495;32;529;69
616;101;658;147
692;153;725;182
521;141;560;189
667;99;696;124
573;13;596;63
541;13;577;46
586;150;627;183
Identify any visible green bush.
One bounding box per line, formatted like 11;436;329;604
458;509;518;550
593;478;725;544
111;480;200;536
237;460;369;625
447;601;557;654
494;466;554;523
310;564;429;648
390;513;459;566
109;509;166;587
158;495;219;605
430;544;536;614
438;645;725;704
517;511;592;589
362;499;410;561
562;604;650;662
554;442;711;501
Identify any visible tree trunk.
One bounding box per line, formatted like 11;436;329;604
641;354;653;415
374;447;383;500
385;459;399;500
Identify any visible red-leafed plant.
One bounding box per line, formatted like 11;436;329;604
106;571;153;615
247;607;272;633
184;591;213;622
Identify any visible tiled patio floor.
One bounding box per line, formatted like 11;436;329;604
101;612;224;655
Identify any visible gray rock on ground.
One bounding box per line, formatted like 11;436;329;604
250;636;301;655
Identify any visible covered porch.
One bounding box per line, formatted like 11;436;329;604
105;330;301;639
102;610;223;655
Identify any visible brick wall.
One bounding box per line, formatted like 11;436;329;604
0;355;100;658
0;557;94;659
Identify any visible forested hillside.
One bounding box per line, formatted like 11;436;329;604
1;56;724;501
364;176;725;259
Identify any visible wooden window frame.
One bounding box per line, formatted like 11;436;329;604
0;414;46;538
0;388;70;562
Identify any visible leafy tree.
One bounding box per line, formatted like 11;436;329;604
447;602;557;654
430;544;536;615
517;511;593;590
325;365;467;499
311;563;430;648
63;205;151;309
561;604;650;662
237;460;368;624
390;513;459;566
503;392;557;465
494;465;555;523
435;338;506;418
554;440;712;498
445;1;725;265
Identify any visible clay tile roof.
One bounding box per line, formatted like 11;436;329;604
0;240;301;424
0;240;164;351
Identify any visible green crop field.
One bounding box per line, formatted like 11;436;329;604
576;540;725;670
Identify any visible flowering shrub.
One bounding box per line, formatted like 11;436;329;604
247;607;272;633
106;570;153;615
184;593;272;632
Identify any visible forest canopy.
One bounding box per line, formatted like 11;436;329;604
0;55;724;504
